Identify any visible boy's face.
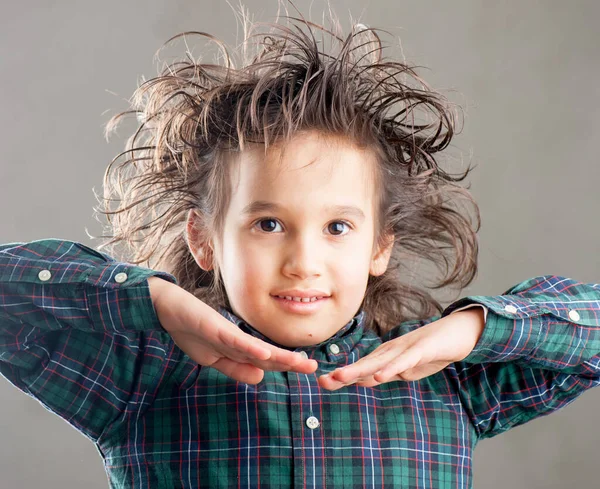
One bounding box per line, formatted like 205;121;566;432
188;131;393;347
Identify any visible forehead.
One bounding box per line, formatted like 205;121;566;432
228;132;379;211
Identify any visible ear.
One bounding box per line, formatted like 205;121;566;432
186;209;214;271
369;232;395;277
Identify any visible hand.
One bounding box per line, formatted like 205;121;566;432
318;308;485;390
148;277;318;384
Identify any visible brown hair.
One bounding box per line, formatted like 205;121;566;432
92;4;480;336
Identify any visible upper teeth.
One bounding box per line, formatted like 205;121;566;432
276;295;324;302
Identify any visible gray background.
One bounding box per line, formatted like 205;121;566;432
1;0;599;487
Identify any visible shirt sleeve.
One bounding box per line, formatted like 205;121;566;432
0;239;181;443
448;303;489;322
441;275;600;440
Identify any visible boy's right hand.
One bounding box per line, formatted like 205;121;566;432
148;277;318;384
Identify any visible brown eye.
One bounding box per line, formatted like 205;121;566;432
257;219;281;232
328;221;350;236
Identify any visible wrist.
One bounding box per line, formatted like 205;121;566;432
148;276;168;308
450;307;486;361
461;307;485;341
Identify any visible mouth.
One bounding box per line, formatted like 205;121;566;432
272;294;328;303
270;294;330;315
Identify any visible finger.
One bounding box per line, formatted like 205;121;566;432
251;355;319;374
394;361;452;382
215;344;318;377
331;347;400;384
215;335;318;373
212;357;265;384
318;371;382;390
318;372;350;391
216;326;272;361
262;348;319;374
354;375;382;388
373;348;423;383
288;357;319;374
215;324;317;374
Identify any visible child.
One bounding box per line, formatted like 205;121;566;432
1;6;599;489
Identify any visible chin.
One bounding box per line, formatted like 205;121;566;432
269;330;322;348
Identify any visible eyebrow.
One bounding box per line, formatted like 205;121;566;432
241;200;366;221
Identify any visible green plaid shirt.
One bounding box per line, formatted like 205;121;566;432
1;239;599;488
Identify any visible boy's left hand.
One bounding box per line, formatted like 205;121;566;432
317;308;485;390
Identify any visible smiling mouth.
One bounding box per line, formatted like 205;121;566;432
271;295;330;314
272;295;328;302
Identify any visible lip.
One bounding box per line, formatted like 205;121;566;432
271;294;330;315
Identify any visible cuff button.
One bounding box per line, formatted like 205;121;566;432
114;272;128;283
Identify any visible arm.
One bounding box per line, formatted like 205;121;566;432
0;239;179;443
318;274;600;440
442;275;600;440
0;239;317;443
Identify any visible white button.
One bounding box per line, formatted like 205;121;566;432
306;416;320;430
114;272;128;283
38;270;51;281
504;305;517;314
568;310;580;321
329;344;340;354
298;351;309;360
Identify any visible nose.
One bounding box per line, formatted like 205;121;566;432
281;232;322;280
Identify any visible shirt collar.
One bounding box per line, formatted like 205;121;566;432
217;306;368;360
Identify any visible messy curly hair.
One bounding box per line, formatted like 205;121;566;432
92;3;480;336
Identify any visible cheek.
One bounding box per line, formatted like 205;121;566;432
331;243;373;287
224;240;272;288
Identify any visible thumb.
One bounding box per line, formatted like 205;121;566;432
400;361;452;381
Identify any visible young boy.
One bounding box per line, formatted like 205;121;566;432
1;8;599;489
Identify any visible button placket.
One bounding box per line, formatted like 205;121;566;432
287;368;309;486
287;358;326;486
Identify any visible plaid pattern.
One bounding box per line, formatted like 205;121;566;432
1;239;599;488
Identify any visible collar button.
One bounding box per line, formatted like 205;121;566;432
329;343;340;355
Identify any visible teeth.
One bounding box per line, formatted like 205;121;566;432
276;295;324;302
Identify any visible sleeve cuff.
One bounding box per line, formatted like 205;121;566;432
448;304;489;323
443;296;544;364
84;263;177;333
